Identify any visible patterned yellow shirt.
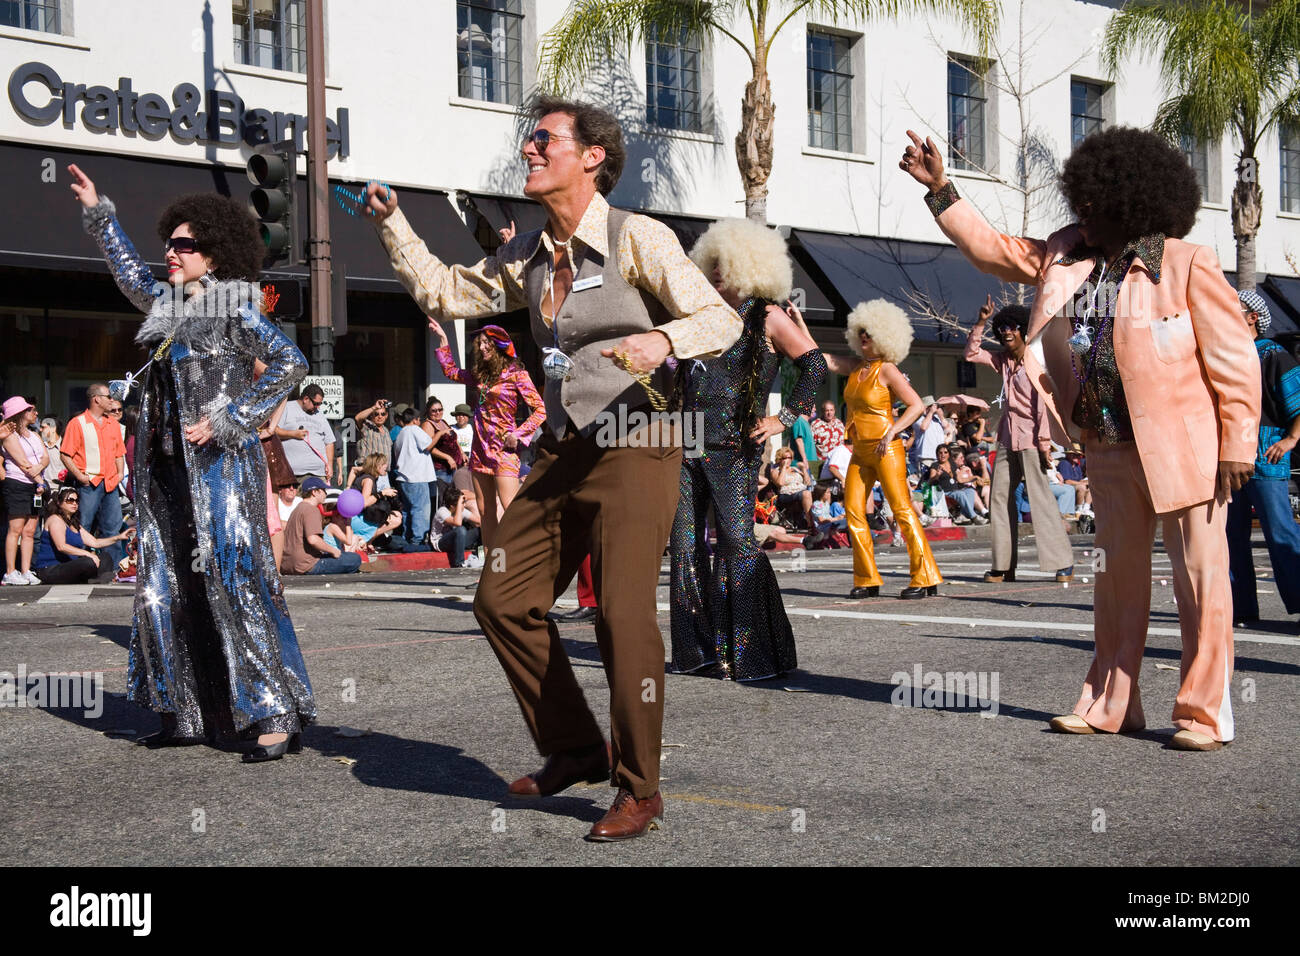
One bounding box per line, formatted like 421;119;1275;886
375;191;741;359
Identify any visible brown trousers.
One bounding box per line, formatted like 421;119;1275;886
473;428;682;799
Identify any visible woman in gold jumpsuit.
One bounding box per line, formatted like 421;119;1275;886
823;300;942;599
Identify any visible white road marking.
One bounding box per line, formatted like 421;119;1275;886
35;585;94;604
781;607;1300;647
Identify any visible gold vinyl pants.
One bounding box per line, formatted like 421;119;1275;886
843;438;942;589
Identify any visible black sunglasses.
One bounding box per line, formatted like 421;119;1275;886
164;236;200;255
523;128;577;154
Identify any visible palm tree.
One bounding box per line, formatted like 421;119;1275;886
540;1;999;222
1102;0;1300;291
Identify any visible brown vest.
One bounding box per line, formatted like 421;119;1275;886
522;207;674;436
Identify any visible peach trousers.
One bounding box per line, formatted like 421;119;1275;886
1076;441;1235;741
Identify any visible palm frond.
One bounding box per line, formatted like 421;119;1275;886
797;0;1000;57
539;0;742;94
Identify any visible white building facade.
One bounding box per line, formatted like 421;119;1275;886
3;0;1298;423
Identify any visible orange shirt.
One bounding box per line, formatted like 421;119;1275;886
60;411;127;491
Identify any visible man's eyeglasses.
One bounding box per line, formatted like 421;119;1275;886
523;128;578;154
164;236;200;255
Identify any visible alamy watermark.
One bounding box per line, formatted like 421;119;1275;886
890;664;1000;717
0;665;103;718
591;406;705;459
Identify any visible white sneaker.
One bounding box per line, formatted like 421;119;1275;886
463;553;484;569
23;571;41;585
892;532;904;547
2;571;29;586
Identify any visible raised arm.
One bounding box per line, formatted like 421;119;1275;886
367;184;528;320
200;296;309;450
72;166;161;314
618;215;742;361
822;352;862;376
965;295;999;369
898;133;1047;286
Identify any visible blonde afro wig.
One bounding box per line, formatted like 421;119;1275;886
689;218;793;302
845;299;914;365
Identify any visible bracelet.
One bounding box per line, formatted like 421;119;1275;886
776;406;797;428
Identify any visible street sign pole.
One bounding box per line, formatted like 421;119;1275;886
306;0;333;375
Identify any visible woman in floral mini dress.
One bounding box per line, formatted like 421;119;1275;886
428;318;545;547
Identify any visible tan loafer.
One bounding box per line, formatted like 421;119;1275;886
1049;714;1097;734
1169;729;1224;751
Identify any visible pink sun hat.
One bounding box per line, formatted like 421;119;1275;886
2;396;35;420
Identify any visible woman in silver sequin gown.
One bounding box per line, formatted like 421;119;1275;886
670;220;826;681
70;165;316;760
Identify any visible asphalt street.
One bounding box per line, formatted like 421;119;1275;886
2;533;1297;866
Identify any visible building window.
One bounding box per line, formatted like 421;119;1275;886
646;26;702;132
233;0;306;74
457;0;523;106
1281;123;1300;213
1181;131;1210;203
807;30;853;152
1071;79;1106;148
0;0;60;32
948;56;987;170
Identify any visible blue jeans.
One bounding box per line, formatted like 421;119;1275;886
397;479;431;545
436;524;481;567
1015;481;1076;517
1226;477;1300;620
946;487;979;519
307;552;361;574
77;480;124;568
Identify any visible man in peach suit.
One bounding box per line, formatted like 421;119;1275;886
901;127;1259;750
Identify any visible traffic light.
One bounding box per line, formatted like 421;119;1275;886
247;150;298;266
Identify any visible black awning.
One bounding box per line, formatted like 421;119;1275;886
0;140;485;284
791;229;1012;345
1258;276;1300;337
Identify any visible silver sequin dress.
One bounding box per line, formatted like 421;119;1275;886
84;198;316;738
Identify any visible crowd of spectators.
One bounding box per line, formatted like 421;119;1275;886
759;397;1090;550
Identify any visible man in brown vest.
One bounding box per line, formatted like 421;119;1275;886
366;97;741;840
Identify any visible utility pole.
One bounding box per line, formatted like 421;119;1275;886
306;0;332;374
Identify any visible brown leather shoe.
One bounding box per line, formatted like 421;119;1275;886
983;569;1015;583
507;742;610;797
586;788;664;842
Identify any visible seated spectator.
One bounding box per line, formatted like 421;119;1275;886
281;477;361;575
819;437;853;495
924;445;987;524
768;447;814;529
1057;444;1092;515
966;448;993;509
431;487;484;569
952;449;992;520
32;486;133;585
348;453;404;550
809;483;848;548
1015;476;1078;520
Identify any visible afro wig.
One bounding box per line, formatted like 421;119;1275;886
845;299;914;365
1060;127;1201;241
990;304;1030;338
157;193;265;281
690;218;793;303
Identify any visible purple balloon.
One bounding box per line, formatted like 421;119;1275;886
336;488;365;518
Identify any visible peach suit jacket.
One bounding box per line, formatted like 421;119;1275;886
933;197;1260;515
